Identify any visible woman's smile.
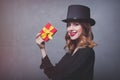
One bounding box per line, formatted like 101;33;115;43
69;30;77;37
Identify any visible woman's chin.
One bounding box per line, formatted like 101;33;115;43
70;36;79;40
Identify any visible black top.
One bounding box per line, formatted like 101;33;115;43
40;47;95;80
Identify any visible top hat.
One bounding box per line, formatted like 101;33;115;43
62;5;95;26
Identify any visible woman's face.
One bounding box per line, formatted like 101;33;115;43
67;22;83;40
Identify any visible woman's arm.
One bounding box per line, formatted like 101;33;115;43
40;48;46;58
36;33;56;79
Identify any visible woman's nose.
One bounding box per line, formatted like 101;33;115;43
68;25;74;30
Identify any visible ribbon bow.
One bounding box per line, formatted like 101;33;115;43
41;26;54;39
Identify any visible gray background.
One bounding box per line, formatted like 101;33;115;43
0;0;120;80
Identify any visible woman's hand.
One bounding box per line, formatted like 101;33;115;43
36;33;45;49
36;33;47;58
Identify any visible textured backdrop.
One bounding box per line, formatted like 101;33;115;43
0;0;120;80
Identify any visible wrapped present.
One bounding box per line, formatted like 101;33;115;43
39;23;57;42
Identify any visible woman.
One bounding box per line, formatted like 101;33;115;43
36;5;97;80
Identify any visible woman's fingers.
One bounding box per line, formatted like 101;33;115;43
36;33;40;38
36;36;43;44
36;33;45;49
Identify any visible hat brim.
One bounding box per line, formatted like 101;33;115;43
62;18;95;26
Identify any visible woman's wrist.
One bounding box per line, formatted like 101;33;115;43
39;42;45;49
39;46;45;49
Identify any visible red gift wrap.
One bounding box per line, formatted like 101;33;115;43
39;23;57;42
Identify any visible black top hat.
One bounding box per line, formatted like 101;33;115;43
62;5;95;26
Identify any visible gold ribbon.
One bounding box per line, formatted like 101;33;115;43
41;26;54;40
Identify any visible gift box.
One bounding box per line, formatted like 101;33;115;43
39;23;57;42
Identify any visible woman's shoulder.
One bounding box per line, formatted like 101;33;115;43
76;46;95;55
78;46;94;51
72;46;95;61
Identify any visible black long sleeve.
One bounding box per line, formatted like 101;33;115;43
40;47;95;80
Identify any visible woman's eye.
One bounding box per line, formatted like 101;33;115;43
67;23;70;27
74;23;79;26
